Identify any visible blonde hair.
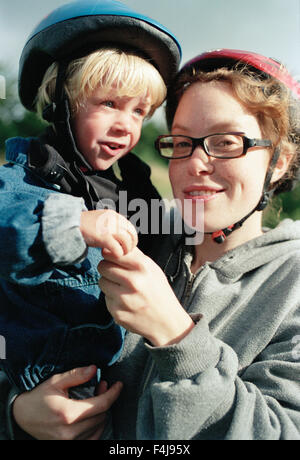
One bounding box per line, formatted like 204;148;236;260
36;48;167;118
166;66;300;194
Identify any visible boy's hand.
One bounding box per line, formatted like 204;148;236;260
80;210;138;257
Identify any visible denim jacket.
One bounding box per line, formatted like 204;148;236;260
0;137;125;392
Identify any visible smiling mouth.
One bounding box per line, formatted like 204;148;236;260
188;190;220;197
184;188;225;201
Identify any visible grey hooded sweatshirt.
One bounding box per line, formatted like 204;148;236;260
101;218;300;440
1;218;300;440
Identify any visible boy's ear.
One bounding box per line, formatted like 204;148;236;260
270;151;293;184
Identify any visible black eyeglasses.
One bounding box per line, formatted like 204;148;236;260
155;132;272;160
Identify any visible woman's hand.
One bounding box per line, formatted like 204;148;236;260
98;248;194;347
80;210;138;257
13;365;122;440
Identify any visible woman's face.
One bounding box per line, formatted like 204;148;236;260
169;81;272;237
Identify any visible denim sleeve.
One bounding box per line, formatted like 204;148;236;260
42;193;88;266
0;191;87;285
0;370;11;439
0;371;33;440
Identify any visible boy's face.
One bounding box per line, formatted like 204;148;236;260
72;87;152;170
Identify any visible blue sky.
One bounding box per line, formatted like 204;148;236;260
0;0;299;77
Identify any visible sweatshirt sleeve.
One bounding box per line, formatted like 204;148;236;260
138;311;300;440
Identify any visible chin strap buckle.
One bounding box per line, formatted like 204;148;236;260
211;230;226;244
211;225;234;244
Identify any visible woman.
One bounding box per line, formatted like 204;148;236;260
3;49;300;440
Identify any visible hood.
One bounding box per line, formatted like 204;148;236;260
211;219;300;280
159;209;300;282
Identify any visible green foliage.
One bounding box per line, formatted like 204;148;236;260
133;121;168;167
130;120;172;197
263;184;300;228
280;184;300;220
0;63;46;162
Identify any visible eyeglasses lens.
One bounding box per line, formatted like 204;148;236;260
159;134;244;159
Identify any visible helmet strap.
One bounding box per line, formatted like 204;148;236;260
42;61;69;123
42;62;93;170
210;146;281;244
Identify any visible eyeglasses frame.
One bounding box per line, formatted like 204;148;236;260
155;132;272;160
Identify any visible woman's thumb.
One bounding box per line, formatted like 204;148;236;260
51;365;97;391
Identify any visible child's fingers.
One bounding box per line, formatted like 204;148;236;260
125;219;138;247
95;211;138;255
101;235;125;258
114;227;137;255
111;216;138;252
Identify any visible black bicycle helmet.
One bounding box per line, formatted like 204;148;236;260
19;0;182;112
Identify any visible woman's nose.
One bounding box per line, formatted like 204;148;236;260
187;145;214;175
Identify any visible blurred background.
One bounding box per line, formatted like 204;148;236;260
0;0;300;224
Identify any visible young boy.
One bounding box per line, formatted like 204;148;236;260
0;0;181;398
